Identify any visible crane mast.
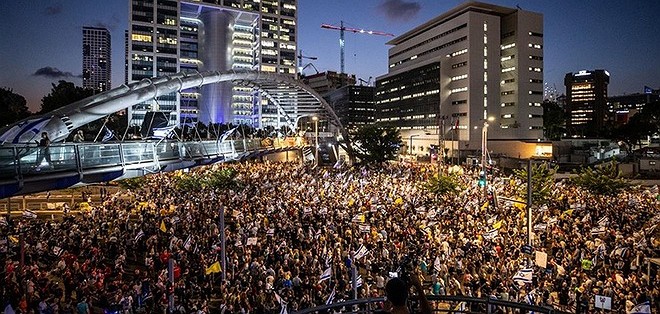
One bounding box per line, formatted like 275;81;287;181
321;21;394;74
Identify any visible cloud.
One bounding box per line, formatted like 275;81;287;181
44;3;63;16
378;0;421;22
32;67;81;79
90;14;121;31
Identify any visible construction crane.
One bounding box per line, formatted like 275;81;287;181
321;21;394;74
297;50;318;78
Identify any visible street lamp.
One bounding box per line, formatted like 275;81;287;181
409;134;421;156
481;117;495;185
312;116;319;166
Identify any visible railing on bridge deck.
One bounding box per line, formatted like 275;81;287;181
293;295;569;314
0;138;295;181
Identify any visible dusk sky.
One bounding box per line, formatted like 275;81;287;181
0;0;658;112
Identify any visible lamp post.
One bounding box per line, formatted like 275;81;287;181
409;134;421;156
312;116;319;166
481;116;495;182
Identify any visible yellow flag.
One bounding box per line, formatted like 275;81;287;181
493;220;503;230
560;209;573;219
481;201;489;210
205;261;222;275
8;236;19;244
160;220;167;233
394;197;404;205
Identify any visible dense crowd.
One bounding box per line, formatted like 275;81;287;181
0;161;658;313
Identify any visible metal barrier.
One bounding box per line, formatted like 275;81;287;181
293;295;569;314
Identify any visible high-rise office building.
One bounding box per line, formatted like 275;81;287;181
325;85;376;131
376;1;544;156
127;0;297;128
303;71;356;96
82;27;112;92
565;69;610;137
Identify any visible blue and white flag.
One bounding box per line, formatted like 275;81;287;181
597;216;609;226
319;267;332;282
53;246;64;257
135;230;145;242
183;235;192;251
630;301;651;314
326;287;336;305
354;244;369;260
152;125;177;139
219;127;239;142
591;226;607;236
102;126;114;142
22;210;37;219
274;292;288;314
483;229;499;240
512;268;533;285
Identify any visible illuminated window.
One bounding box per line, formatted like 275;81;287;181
132;34;152;42
450;87;468;94
528;43;542;49
529;67;542;72
451;74;467;81
502;67;515;73
501;55;515;61
501;43;516;50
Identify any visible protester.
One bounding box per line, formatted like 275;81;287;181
0;161;657;313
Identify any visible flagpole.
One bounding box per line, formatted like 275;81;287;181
526;158;533;268
352;251;357;300
220;204;226;281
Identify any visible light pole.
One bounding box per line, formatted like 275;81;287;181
481;116;495;182
312;116;319;166
409;134;421;156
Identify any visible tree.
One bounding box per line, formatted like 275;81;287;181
204;167;240;190
542;100;565;140
512;161;557;205
572;161;629;195
613;101;660;153
40;80;94;114
116;176;146;191
423;173;462;196
0;87;31;127
349;125;402;164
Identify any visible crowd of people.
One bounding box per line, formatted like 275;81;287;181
0;160;658;313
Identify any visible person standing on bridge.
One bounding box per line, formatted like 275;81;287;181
73;130;84;143
35;131;52;168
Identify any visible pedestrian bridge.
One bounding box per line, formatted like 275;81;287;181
0;138;302;199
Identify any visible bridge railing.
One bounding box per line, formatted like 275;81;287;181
0;138;295;181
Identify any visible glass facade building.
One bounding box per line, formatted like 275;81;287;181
82;27;112;93
127;0;297;128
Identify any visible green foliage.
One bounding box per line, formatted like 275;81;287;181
613;101;660;152
424;173;462;196
204;167;239;190
572;161;629;195
174;174;204;192
542;100;565;140
513;162;557;204
117;176;146;191
349;125;402;164
40;80;94;114
0;87;31;127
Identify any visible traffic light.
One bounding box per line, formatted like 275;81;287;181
478;171;487;187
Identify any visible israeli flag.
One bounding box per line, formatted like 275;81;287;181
512;268;533;285
630;301;651;314
135;230;145;242
152;125;177;139
319;267;332;282
354;244;369;260
22;210;38;219
183;235;192;251
102;126;114;142
326;287;336;305
53;246;64;257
